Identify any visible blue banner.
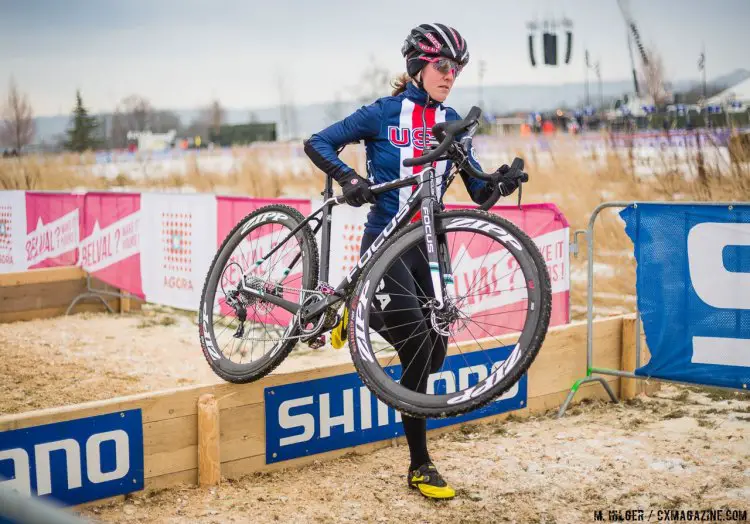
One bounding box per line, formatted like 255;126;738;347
620;203;750;390
0;409;144;506
265;345;526;463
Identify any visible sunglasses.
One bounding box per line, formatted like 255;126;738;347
429;57;463;78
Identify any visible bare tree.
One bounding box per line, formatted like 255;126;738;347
324;91;345;125
1;78;35;151
117;95;153;132
200;99;225;136
150;110;183;134
356;56;392;104
275;71;298;140
107;95;154;148
639;49;669;104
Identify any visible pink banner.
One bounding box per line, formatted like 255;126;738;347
444;203;570;341
25;192;84;270
80;192;144;299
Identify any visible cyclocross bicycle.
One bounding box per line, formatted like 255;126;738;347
198;106;552;418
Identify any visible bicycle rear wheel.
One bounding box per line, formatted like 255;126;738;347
349;209;551;418
199;204;319;383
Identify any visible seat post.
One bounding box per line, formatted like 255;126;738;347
319;175;335;283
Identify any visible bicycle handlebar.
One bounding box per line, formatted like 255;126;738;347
402;106;483;169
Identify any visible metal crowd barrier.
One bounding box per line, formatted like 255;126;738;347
557;201;744;418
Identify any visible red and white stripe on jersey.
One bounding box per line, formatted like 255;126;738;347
396;98;446;223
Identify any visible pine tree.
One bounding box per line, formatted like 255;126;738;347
64;90;100;152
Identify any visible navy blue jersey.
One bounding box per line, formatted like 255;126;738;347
304;82;493;235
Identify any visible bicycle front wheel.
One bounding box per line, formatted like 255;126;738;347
348;209;551;418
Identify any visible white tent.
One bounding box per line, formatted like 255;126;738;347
705;77;750;104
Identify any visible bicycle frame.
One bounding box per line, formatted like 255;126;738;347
239;165;456;324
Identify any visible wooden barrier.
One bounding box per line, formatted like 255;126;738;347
0;267;140;323
0;314;645;508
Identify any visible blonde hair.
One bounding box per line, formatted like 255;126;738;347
391;72;413;96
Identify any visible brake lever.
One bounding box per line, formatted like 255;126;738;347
514;169;529;209
499;167;528;210
517;179;523;209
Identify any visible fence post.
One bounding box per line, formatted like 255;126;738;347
119;291;131;314
620;315;640;400
620;314;660;398
198;394;221;486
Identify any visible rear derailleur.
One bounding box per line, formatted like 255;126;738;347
224;275;284;339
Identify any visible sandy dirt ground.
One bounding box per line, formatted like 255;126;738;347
72;385;749;524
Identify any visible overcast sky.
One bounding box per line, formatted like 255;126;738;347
1;0;748;116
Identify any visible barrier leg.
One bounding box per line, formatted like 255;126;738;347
557;374;619;418
66;273;128;316
65;293;115;316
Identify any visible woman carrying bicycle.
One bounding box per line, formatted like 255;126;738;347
303;23;520;500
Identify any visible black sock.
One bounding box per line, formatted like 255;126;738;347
403;415;430;471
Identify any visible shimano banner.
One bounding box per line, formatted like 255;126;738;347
620;203;750;390
264;344;526;463
0;409;144;506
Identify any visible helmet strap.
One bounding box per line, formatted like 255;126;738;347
414;69;425;90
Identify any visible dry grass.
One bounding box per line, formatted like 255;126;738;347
3;138;748;320
0;152;110;191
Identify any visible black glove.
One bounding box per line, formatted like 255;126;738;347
338;171;375;207
493;164;520;197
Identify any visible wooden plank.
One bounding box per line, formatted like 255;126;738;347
143;415;197;455
0;266;84;287
143;468;198;493
0;386;208;431
146;446;196;479
219;403;265;463
144;403;266;477
0;279;88;313
143;415;197;478
0;303;112;324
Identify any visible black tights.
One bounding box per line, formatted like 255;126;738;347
360;232;448;470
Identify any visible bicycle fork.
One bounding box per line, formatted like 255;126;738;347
420;194;455;311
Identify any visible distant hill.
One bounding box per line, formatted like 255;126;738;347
31;69;750;145
711;68;750;89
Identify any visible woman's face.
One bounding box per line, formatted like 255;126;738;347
420;61;457;102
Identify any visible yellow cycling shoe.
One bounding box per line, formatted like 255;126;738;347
330;306;349;350
408;463;456;500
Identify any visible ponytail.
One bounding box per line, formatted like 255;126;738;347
390;73;412;96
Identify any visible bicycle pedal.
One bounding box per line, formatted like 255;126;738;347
307;335;326;350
